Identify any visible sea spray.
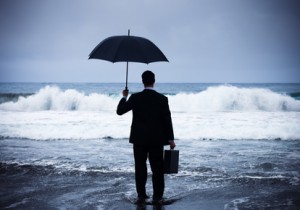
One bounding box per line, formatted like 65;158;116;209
169;85;300;112
1;85;299;112
0;85;300;140
0;86;119;112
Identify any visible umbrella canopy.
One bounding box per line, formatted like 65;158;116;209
89;35;168;64
89;30;168;90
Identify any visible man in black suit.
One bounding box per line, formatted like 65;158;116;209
117;70;176;203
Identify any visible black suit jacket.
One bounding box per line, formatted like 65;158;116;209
117;89;174;146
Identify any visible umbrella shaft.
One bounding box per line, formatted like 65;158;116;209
125;62;128;90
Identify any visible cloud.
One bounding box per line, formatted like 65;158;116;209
0;0;300;83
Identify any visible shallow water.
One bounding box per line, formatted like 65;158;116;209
1;138;299;209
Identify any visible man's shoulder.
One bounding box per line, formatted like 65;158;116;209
157;92;168;100
143;89;166;97
130;91;142;97
153;90;167;99
149;90;168;102
128;91;143;101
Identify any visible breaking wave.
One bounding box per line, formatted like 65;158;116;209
0;86;119;112
0;85;299;112
169;85;300;112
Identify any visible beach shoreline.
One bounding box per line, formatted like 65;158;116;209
1;138;299;209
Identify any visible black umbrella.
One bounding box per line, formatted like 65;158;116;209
89;30;168;90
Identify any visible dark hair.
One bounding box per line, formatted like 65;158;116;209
142;70;155;86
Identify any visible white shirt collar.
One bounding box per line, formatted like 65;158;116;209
144;87;154;90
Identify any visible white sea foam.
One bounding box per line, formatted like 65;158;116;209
0;85;300;140
224;197;250;210
0;86;119;112
0;109;299;140
0;85;299;112
169;85;300;112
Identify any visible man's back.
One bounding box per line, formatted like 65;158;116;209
117;89;174;146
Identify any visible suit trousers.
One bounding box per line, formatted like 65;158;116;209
133;144;164;199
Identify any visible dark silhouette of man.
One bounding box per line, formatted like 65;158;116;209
117;70;176;203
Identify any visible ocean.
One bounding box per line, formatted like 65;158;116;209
0;83;300;209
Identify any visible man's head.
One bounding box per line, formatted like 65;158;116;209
142;70;155;87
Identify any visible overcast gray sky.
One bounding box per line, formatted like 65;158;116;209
0;0;299;83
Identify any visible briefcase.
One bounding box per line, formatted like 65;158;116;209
163;150;179;174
